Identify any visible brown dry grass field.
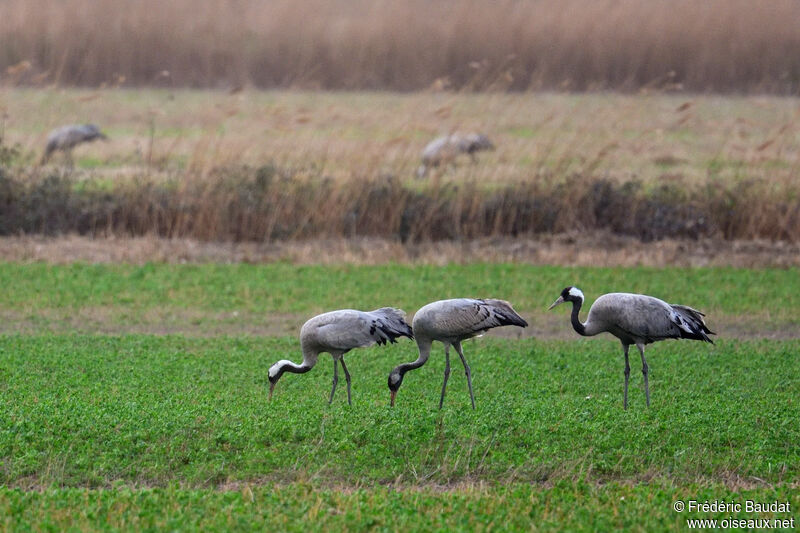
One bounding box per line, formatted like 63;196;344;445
1;88;799;246
2;0;800;93
3;88;799;183
1;234;799;269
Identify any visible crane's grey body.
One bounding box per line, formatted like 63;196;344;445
582;293;711;345
42;124;108;164
388;298;527;409
417;133;494;177
269;308;413;405
549;287;714;408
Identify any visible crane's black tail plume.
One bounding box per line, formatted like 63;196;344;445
370;308;414;344
671;304;715;343
483;299;529;328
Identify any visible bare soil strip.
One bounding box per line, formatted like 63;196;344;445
1;308;797;340
0;234;799;268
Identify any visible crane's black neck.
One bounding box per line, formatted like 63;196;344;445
272;361;312;383
396;358;427;376
569;299;588;336
389;341;431;392
285;363;312;375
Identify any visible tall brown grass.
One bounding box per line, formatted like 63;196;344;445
0;165;797;243
2;0;800;92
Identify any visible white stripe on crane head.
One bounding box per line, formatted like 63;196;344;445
568;287;585;300
268;360;292;378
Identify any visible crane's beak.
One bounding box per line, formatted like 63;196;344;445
390;390;397;407
548;296;565;310
268;381;276;401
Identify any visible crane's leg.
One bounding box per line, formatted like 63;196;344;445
439;345;451;409
637;344;650;407
454;341;476;410
622;343;631;410
329;359;339;404
340;357;352;406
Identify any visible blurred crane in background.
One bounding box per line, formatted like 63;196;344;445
41;124;108;165
417;133;494;177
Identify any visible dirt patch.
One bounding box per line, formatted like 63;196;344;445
0;307;300;338
1;308;797;339
1;234;799;268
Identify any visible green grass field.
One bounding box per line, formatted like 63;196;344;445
0;263;797;530
0;483;795;531
0;263;798;329
1;334;797;486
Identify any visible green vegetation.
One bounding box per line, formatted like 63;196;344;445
1;334;797;488
1;263;798;318
0;483;796;532
0;262;797;529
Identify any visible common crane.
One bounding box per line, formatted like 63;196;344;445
41;124;108;164
269;308;413;405
548;286;715;409
417;133;494;177
388;298;527;409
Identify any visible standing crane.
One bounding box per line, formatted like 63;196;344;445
269;308;413;405
417;133;494;177
41;124;108;165
388;298;527;409
548;286;715;409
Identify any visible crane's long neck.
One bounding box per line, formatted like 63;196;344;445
270;350;319;381
396;339;432;376
389;339;433;406
570;299;588;336
269;350;319;400
280;360;313;375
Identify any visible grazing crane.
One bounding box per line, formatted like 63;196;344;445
548;286;715;409
269;308;413;405
41;124;108;164
417;133;494;177
388;298;528;409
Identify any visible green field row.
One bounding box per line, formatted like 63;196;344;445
0;263;797;320
1;335;797;488
1;483;796;532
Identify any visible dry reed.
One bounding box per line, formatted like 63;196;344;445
2;0;800;93
0;165;797;243
1;89;798;246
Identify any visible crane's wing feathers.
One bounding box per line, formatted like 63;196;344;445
446;299;528;335
312;308;413;352
480;299;528;328
669;304;715;343
368;307;414;345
